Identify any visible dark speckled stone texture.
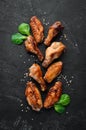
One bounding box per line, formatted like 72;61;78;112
0;0;86;130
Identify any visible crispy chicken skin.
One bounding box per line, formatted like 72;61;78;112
24;35;44;61
44;61;63;83
44;81;62;108
44;21;64;46
42;42;66;68
30;16;44;44
29;63;46;91
25;81;43;111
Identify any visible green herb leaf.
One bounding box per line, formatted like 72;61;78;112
18;23;30;35
11;33;27;44
57;94;71;106
54;104;65;114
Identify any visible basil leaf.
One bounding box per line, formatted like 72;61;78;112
57;94;71;106
11;33;27;44
54;104;65;114
18;23;30;35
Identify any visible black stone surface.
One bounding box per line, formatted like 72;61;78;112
0;0;86;130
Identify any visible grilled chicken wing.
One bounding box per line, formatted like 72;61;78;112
44;81;62;108
30;16;44;44
25;81;43;111
44;61;63;83
44;21;64;46
29;63;46;91
42;42;66;68
24;35;43;61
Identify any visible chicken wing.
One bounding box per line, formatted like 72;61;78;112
44;81;62;108
42;42;66;68
30;16;44;44
44;21;64;46
24;35;44;61
29;63;46;91
44;61;63;83
25;81;43;111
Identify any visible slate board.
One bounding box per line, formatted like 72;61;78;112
0;0;86;130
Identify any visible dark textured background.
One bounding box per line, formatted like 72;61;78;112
0;0;86;130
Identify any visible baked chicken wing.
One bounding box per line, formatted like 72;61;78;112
44;21;64;46
25;81;43;111
42;42;66;68
44;61;63;83
29;63;46;91
30;16;44;44
44;81;62;108
24;35;44;61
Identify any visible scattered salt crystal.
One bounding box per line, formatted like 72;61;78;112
44;12;46;14
69;80;72;83
25;110;27;112
20;100;22;103
24;61;26;64
31;118;34;120
25;73;28;77
75;44;78;47
66;111;69;114
20;104;23;106
80;17;82;19
45;22;49;26
28;59;30;61
43;18;45;22
71;76;74;78
24;73;28;77
68;84;70;86
40;122;42;125
20;79;25;82
47;22;49;24
64;75;67;79
27;106;30;110
64;34;67;38
21;109;23;112
20;55;22;57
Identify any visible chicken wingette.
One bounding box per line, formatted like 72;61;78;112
44;81;62;108
44;61;63;83
25;81;43;111
30;16;44;44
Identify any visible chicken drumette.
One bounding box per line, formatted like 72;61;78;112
44;81;62;108
29;63;46;91
25;81;43;111
44;61;63;83
30;16;44;44
42;42;66;68
24;35;44;61
44;21;64;46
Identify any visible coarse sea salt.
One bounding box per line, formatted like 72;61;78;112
20;104;23;106
28;59;30;61
24;61;26;64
